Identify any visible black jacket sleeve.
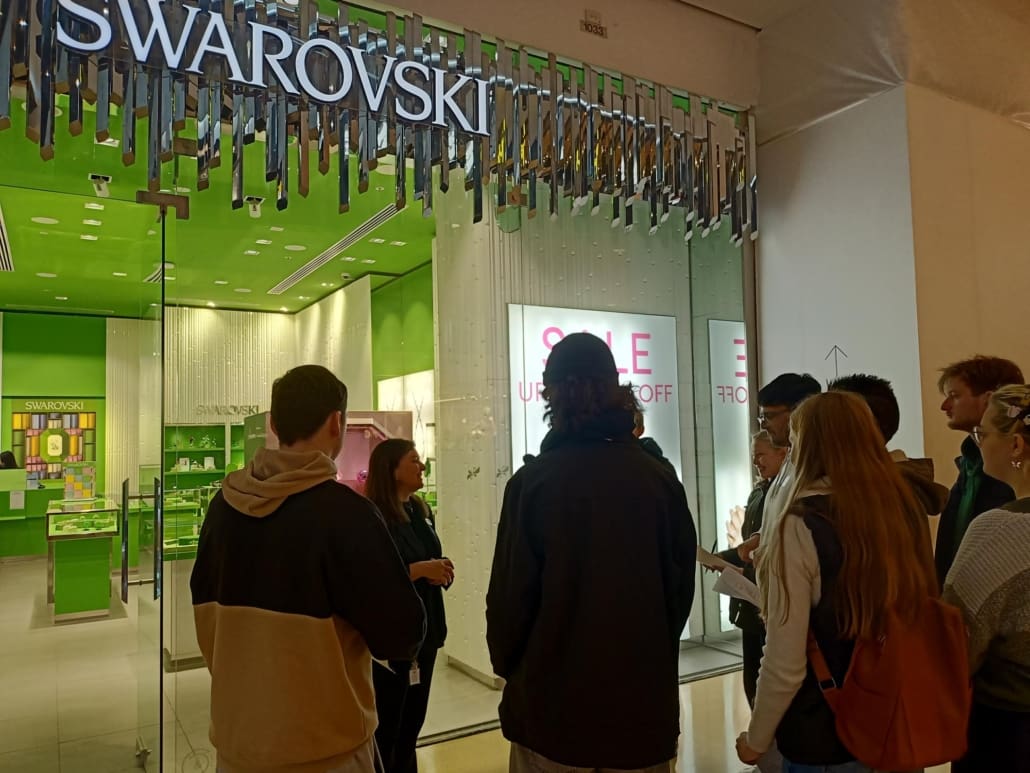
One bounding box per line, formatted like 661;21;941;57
486;472;542;679
326;502;426;661
669;482;698;639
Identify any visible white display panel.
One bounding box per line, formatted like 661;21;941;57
508;304;681;477
707;320;754;629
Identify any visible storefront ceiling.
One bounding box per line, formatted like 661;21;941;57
0;98;435;318
682;0;813;29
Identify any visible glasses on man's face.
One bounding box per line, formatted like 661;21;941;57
756;409;789;426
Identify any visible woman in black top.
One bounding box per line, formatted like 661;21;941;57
364;439;453;773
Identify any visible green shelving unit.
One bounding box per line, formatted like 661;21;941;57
163;422;245;490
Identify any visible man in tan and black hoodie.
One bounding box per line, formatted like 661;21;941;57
828;374;949;517
191;365;426;773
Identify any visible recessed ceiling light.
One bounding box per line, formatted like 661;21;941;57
279;306;288;312
112;272;127;277
84;202;105;211
234;288;252;293
82;219;102;227
320;282;334;288
369;238;386;244
270;226;285;232
80;234;99;241
244;250;260;256
389;241;407;247
284;244;306;251
165;276;176;281
361;259;376;264
340;256;357;262
214;280;229;285
298;295;310;300
150;303;159;307
36;272;57;278
206;301;216;308
147;230;157;236
32;216;59;225
55;296;68;301
256;239;272;245
375;186;385;192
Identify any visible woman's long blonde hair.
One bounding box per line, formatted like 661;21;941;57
758;391;937;639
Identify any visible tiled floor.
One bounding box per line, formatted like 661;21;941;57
0;557;950;772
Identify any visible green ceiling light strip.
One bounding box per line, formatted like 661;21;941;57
0;0;757;245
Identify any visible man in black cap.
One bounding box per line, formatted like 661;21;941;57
487;333;697;773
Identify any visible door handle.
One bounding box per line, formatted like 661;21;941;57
120;479;129;604
154;477;163;601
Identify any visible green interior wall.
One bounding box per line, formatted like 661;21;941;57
371;264;435;406
1;313;107;493
2;314;107;397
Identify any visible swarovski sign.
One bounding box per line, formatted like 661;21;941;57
0;0;757;241
56;0;489;135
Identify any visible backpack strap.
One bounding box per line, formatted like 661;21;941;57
806;629;841;710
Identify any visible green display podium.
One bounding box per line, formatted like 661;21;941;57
46;498;119;621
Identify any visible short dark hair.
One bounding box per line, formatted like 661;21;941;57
757;373;821;409
937;356;1023;396
828;373;900;443
270;365;348;445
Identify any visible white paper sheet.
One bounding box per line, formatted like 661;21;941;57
713;567;762;608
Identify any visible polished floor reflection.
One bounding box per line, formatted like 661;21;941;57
0;557;950;772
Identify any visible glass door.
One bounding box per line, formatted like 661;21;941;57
134;204;167;770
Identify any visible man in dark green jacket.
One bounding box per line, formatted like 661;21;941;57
936;356;1023;585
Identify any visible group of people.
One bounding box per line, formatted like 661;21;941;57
188;344;1029;773
719;357;1029;773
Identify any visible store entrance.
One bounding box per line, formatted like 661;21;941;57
0;158;175;765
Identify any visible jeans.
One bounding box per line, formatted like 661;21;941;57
782;761;873;773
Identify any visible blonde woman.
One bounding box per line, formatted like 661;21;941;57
944;385;1030;773
735;392;937;772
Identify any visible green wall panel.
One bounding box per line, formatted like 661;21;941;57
2;313;106;397
371;265;435;406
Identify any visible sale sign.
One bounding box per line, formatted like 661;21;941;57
508;304;682;477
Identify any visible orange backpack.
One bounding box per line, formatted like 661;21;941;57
807;597;973;770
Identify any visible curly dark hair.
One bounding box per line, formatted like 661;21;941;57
543;377;625;434
937;356;1023;396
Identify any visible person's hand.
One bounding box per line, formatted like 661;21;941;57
738;533;760;564
418;559;455;586
735;732;761;765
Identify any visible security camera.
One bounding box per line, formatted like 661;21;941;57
341;272;352;281
89;173;111;198
245;196;264;219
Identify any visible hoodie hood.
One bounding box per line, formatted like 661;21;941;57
221;447;337;517
895;455;950;516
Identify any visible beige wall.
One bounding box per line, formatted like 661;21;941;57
906;83;1030;485
387;0;758;106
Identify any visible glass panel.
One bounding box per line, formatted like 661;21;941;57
0;148;167;769
687;227;750;659
136;211;166;770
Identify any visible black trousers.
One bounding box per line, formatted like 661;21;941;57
741;628;765;708
952;700;1030;773
373;648;438;773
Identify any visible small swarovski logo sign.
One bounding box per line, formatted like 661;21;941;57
196;405;260;416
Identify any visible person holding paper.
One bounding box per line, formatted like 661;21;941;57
714;430;786;708
736;374;821;564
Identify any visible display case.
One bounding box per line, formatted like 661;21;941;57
46;498;120;621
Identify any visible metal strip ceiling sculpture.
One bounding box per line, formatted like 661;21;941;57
0;0;758;244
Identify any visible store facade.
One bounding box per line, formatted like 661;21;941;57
0;1;758;768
